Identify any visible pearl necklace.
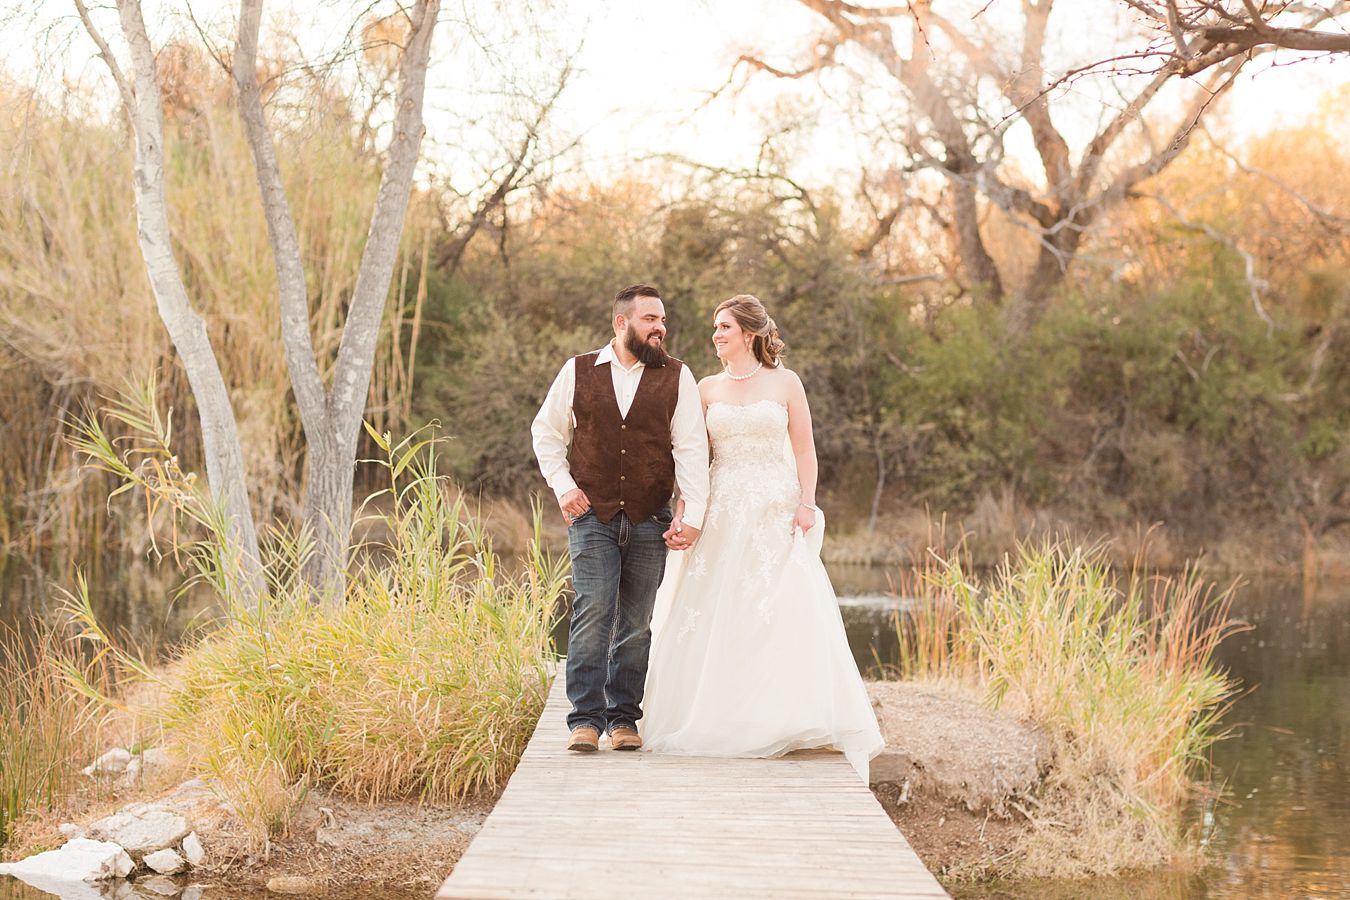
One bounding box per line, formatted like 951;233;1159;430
726;362;763;381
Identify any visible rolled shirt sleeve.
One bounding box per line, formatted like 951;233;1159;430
671;364;710;529
531;360;579;502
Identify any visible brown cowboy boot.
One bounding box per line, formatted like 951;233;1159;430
609;726;642;751
567;726;601;752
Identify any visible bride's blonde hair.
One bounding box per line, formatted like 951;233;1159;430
714;294;785;368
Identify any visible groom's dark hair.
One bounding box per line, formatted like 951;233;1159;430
614;283;661;317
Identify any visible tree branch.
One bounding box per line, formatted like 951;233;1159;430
234;0;328;447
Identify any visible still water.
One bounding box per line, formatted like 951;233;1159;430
2;554;1347;898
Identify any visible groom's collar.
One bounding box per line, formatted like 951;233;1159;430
594;341;643;372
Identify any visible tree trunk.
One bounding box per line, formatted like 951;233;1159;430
307;0;439;600
1008;221;1086;333
232;0;440;601
78;0;265;606
949;174;1004;304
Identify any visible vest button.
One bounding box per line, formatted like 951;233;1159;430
620;475;626;481
620;449;626;454
619;501;625;506
621;424;626;430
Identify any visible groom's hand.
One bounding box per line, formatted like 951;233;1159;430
559;488;590;524
663;518;701;551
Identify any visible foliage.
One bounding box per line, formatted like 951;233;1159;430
4;60;1349;559
897;538;1246;878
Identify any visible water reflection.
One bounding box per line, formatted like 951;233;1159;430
3;553;1348;898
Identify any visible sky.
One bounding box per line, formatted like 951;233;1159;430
5;0;1349;193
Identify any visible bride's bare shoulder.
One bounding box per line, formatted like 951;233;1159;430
697;372;725;403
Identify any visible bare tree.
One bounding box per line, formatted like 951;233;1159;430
742;0;1248;330
234;0;437;599
1121;0;1350;75
73;0;266;604
75;0;440;603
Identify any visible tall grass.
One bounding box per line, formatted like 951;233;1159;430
0;623;112;848
896;537;1247;878
64;395;568;852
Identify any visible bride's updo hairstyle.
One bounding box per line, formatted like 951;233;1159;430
714;294;786;369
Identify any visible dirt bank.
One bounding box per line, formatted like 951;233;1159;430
865;680;1050;881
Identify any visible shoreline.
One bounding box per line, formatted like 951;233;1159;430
4;679;1067;896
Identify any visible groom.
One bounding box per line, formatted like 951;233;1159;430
531;284;709;752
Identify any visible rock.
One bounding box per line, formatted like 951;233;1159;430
266;874;322;893
182;886;206;900
181;832;206;866
143;848;187;874
87;805;192;856
866;680;1051;815
136;873;183;895
141;747;174;770
58;822;87;839
0;838;135;894
83;747;133;777
116;756;144;788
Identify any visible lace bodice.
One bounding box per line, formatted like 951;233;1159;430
706;399;793;471
702;400;800;565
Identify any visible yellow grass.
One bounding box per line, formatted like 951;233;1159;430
62;402;567;852
896;534;1246;879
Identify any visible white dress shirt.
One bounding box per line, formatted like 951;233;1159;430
531;341;710;529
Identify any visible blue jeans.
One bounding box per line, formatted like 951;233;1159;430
565;507;671;734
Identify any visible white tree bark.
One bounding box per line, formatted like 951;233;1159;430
74;0;266;606
234;0;440;600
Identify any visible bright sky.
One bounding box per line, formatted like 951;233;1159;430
5;0;1349;192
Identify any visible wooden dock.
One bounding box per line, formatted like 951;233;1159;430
437;675;949;899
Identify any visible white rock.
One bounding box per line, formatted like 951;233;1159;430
141;747;174;770
116;756;144;788
143;848;186;874
181;831;206;866
136;873;183;895
0;838;135;895
266;874;321;894
82;747;132;777
182;886;206;900
87;805;191;855
58;822;87;839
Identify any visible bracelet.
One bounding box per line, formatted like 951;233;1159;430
798;502;820;512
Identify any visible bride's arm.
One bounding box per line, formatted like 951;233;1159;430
785;371;819;532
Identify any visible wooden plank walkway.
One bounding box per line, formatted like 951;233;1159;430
437;675;949;899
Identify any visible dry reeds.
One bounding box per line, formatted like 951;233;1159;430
0;622;112;847
0;47;430;552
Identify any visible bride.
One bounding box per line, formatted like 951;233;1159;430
640;294;883;781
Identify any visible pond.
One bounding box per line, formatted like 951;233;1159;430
2;554;1347;898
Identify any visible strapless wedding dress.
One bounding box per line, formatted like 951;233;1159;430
640;399;884;781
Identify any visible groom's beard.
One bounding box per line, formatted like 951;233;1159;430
626;325;669;367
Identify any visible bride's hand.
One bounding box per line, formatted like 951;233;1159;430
791;504;816;535
663;518;701;550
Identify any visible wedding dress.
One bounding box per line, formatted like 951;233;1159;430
640;399;884;781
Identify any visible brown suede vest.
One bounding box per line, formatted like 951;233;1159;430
570;351;683;524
